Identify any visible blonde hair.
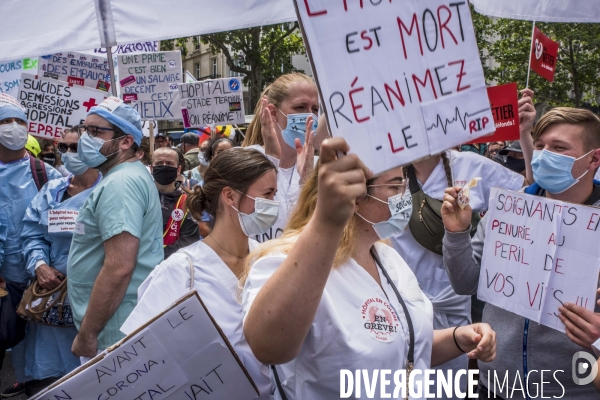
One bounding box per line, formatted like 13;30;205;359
533;107;600;151
240;162;358;286
242;73;316;147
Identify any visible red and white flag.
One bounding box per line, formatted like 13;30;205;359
530;27;559;82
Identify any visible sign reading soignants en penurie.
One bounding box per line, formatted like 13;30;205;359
31;292;259;400
478;188;600;333
294;0;495;174
17;73;108;140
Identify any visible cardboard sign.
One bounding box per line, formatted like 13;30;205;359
478;188;600;332
31;292;259;400
117;51;182;120
18;73;107;140
180;78;245;128
294;0;494;173
48;209;79;233
530;27;559;82
38;52;112;92
468;83;520;144
0;57;38;97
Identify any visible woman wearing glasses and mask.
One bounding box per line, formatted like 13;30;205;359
121;148;278;397
20;127;101;392
242;138;497;400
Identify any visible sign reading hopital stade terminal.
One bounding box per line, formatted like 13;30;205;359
294;0;495;173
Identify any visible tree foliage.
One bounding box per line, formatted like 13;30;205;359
472;8;600;108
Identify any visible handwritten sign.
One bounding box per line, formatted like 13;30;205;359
38;51;112;92
31;292;259;400
88;41;159;55
478;188;600;332
0;57;38;97
294;0;494;173
48;209;79;233
180;78;245;128
469;83;520;144
117;51;182;120
18;73;107;140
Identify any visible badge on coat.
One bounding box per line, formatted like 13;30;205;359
361;298;400;343
171;209;184;222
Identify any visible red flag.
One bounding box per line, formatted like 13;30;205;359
469;83;520;144
530;27;559;82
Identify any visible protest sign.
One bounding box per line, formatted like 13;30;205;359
117;51;182;120
530;27;559;82
38;51;112;92
18;73;107;140
87;41;159;55
180;78;245;128
468;83;520;144
48;210;79;233
294;0;494;173
478;188;600;332
32;291;259;400
0;57;38;97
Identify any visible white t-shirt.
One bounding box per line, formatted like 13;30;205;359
242;242;434;400
246;145;301;243
120;240;272;397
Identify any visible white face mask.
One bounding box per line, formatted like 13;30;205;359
232;193;279;236
198;151;209;167
0;122;28;150
357;190;413;240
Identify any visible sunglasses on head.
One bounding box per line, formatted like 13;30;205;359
57;142;78;153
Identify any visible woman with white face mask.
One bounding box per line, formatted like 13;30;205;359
20;128;101;392
121;148;278;397
242;138;497;400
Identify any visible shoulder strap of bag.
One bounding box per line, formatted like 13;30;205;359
29;156;48;191
406;165;421;195
271;365;289;400
181;252;195;291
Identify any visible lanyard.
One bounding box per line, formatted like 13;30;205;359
371;247;415;400
163;193;188;247
523;319;531;400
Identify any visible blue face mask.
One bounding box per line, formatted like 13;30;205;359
357;189;413;239
62;152;89;175
277;110;318;149
531;149;593;194
77;132;121;168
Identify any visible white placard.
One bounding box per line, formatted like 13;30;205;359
31;292;259;400
478;188;600;332
295;0;494;173
0;57;38;97
117;51;182;121
17;73;108;140
48;209;79;233
85;41;160;55
38;51;112;92
180;78;245;128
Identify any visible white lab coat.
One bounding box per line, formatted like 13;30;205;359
121;239;272;397
391;150;524;398
243;242;434;400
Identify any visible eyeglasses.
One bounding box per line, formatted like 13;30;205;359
368;180;408;196
78;125;116;137
57;142;78;154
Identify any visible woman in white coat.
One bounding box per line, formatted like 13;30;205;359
121;148;279;397
242;138;497;400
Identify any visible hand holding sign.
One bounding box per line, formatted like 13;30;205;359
518;89;536;134
559;288;600;350
441;186;473;233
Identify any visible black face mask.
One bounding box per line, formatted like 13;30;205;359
42;153;55;164
504;156;525;173
152;165;179;185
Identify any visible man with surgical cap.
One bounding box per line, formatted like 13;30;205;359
67;97;163;361
0;94;61;396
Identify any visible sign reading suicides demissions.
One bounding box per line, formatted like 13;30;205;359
117;51;182;120
294;0;495;174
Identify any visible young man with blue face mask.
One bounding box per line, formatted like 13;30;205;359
441;107;600;398
67;97;164;362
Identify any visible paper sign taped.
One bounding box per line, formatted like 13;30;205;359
47;209;79;233
31;292;259;400
478;188;600;332
179;78;245;128
37;51;112;92
293;0;495;174
117;51;182;120
18;73;108;140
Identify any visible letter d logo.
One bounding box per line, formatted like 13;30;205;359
572;351;598;386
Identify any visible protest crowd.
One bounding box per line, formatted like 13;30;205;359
1;2;600;400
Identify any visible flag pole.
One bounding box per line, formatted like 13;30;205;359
105;46;118;97
525;21;536;89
